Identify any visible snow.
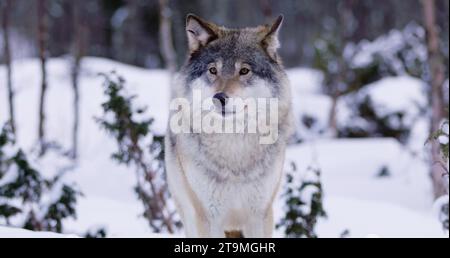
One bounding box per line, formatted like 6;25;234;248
0;57;447;238
63;196;182;238
317;196;443;238
298;184;318;215
288;68;341;139
433;195;449;216
350;23;427;72
302;168;320;183
357;76;426;120
293;94;333;138
281;138;445;237
0;57;171;237
0;165;18;187
0;225;178;238
443;123;449;135
439;135;449;145
286;139;433;211
339;75;430;156
0;141;19;159
339;75;427;129
287;68;324;95
0;226;78;238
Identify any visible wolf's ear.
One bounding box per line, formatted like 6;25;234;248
186;14;219;54
261;15;283;61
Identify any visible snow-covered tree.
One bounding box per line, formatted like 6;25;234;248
428;121;449;232
69;0;88;160
421;0;448;198
37;0;49;156
158;0;177;73
313;21;383;137
319;23;429;142
96;72;179;233
0;123;80;233
277;162;327;238
1;0;16;136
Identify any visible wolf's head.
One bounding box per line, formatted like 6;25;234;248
179;14;290;117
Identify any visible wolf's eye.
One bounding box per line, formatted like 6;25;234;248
239;68;250;76
209;67;217;75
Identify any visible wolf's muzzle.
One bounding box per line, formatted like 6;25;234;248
213;92;228;107
213;92;230;115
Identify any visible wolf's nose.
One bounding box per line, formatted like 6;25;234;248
213;92;228;107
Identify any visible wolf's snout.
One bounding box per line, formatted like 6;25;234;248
213;92;229;108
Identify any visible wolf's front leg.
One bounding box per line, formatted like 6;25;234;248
208;220;226;238
243;210;274;238
242;220;265;238
263;208;275;237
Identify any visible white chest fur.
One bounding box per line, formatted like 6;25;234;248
178;133;284;234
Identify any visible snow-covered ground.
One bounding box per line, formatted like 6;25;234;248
0;57;446;238
283;139;441;237
0;226;77;238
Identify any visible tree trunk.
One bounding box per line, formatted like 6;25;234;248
70;1;87;160
158;0;177;74
259;0;273;18
327;93;339;138
37;0;49;156
421;0;447;198
115;0;141;66
326;0;355;138
1;0;16;136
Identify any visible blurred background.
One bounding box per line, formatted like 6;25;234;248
0;0;448;238
3;0;449;68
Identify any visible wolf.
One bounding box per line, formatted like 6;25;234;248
165;14;294;238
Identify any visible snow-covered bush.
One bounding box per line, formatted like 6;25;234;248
96;72;180;233
434;195;449;233
315;23;429;142
84;227;107;238
348;23;427;78
0;123;80;233
313;24;388;138
277;162;326;238
338;76;427;143
313;28;383;97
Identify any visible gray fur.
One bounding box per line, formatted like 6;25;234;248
185;31;280;81
165;14;294;238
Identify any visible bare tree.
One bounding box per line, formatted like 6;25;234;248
70;1;87;160
113;0;141;66
327;0;356;137
158;0;177;73
1;0;16;135
421;0;447;198
259;0;273;18
37;0;49;156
